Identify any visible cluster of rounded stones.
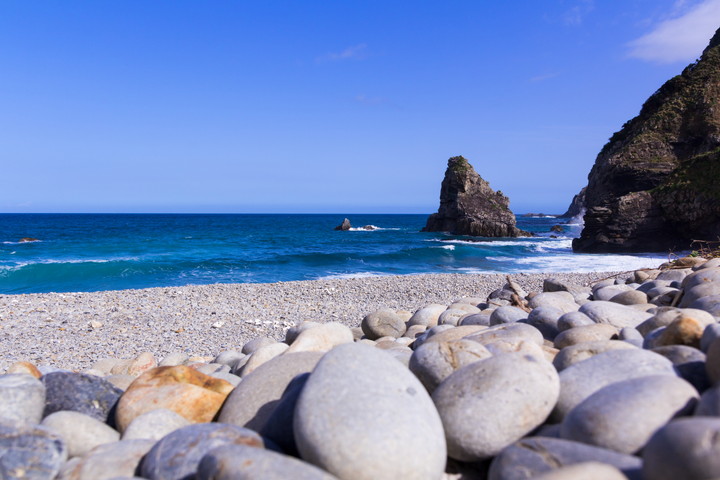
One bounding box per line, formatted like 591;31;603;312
2;257;720;479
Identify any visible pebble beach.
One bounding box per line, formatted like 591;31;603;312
0;271;619;372
2;262;720;479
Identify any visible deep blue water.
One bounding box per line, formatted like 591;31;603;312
0;214;667;294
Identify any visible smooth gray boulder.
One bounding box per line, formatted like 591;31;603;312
689;294;720;318
553;323;618;349
528;292;579;313
218;352;322;431
0;374;46;428
407;304;447;328
610;289;648;305
465;322;543;347
197;444;338;480
361;308;406;339
409;339;492;393
294;343;446;480
643;417;720;480
58;439;154;480
121;408;191;441
526;306;563;340
489;306;528;325
488;437;642;480
0;424;67;480
557;311;594;331
41;411;119;458
552;340;636;372
695;385;720;416
579;301;653;328
560;375;698;454
554;348;676;420
241;337;276;355
432;352;559;461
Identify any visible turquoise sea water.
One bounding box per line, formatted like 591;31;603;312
0;214;668;294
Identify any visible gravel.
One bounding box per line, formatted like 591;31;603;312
0;272;623;372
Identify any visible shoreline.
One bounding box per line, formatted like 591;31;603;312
0;271;625;372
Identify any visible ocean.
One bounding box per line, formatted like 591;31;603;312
0;214;669;294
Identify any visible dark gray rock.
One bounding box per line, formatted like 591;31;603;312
259;373;309;456
695;385;720;416
643;417;720;480
41;372;123;426
689;294;720;317
652;345;710;392
422;156;529;237
0;424;67;480
197;444;338;480
487;437;642;480
139;423;265;480
526;306;563;340
334;218;351;231
701;323;720;352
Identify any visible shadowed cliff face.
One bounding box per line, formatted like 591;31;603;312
573;27;720;253
423;156;529;238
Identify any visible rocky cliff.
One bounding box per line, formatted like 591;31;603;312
423;156;529;237
573;27;720;253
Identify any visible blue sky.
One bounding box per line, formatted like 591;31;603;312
2;1;719;214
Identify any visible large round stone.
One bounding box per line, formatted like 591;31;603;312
285;322;353;353
465;322;544;346
42;372;123;426
293;343;446;480
554;348;676;420
409;339;492;393
41;411;120;458
218;352;322;431
643;417;720;480
121;408;191;441
58;439;154;480
0;424;67;480
489;306;528;325
115;366;234;431
532;461;628;480
488;436;642;480
407;304;447;328
560;375;698;454
579;301;653;328
197;444;338;480
139;423;265;480
552;340;636;371
553;323;618;349
361;308;406;339
0;374;46;428
432;352;559;461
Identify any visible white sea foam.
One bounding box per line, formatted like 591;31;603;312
512;253;666;273
347;226;400;232
0;256;140;272
319;272;388;280
433;245;455;251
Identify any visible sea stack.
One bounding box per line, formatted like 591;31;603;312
572;27;720;253
423;156;529;237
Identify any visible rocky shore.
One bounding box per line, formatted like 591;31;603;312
2;262;720;479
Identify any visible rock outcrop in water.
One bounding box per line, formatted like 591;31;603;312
572;28;720;253
423;156;529;237
562;187;586;219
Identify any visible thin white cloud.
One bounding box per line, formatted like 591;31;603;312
529;72;561;83
627;0;720;63
563;0;595;26
316;44;368;63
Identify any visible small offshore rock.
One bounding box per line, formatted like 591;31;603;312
121;408;191;441
197;444;338;480
42;372;123;425
0;373;46;428
488;437;641;480
139;423;265;480
294;343;446;480
41;411;119;458
643;417;720;480
433;352;559;461
334;218;351;231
